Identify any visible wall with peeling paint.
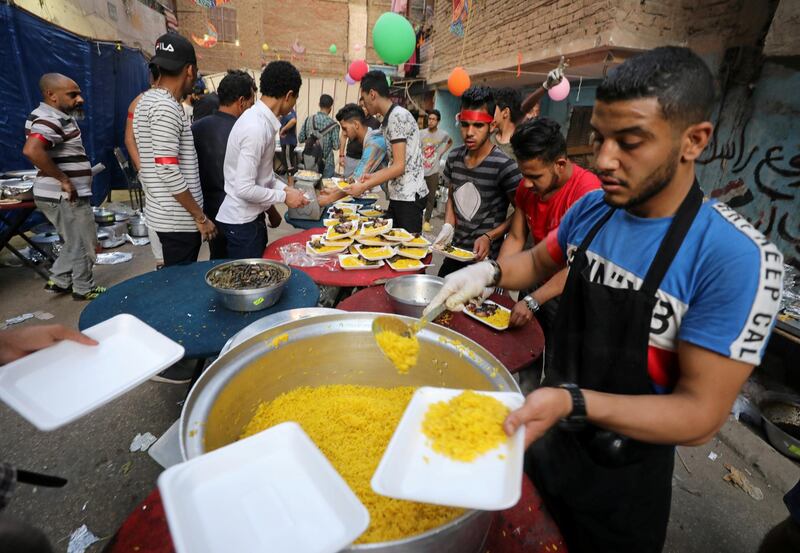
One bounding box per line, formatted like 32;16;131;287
696;59;800;269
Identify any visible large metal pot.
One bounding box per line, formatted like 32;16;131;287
180;312;519;552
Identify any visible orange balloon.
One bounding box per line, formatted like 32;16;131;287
448;67;471;97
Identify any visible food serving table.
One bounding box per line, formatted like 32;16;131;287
338;286;544;375
78;260;320;360
104;473;566;553
283;195;381;230
0;200;55;279
264;228;431;288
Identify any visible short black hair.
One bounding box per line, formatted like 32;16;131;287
336;103;366;124
510;117;567;163
149;65;160;81
319;94;334;109
493;87;523;124
157;63;196;78
460;86;495;117
259;61;302;98
428;109;441;120
217;70;256;106
596;46;716;128
361;70;390;98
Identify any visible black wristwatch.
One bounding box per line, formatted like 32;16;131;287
557;383;587;431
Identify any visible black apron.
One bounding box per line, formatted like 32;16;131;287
527;183;703;553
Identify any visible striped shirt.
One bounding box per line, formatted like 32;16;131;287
444;145;521;257
133;88;203;233
25;103;92;199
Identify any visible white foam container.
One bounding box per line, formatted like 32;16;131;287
0;314;184;431
159;422;369;553
338;254;385;271
463;300;512;331
371;387;525;511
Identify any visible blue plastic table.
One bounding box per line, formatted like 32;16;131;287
79;260;320;359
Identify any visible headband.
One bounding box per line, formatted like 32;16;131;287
457;110;494;123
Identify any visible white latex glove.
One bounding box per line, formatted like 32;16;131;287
543;66;564;90
433;222;454;248
424;261;496;315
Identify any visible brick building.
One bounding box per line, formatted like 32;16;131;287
175;0;402;77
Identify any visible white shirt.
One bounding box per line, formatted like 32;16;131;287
216;100;287;224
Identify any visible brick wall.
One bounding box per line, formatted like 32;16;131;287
425;0;766;84
176;0;357;76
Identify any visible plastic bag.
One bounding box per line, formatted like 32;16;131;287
278;242;337;270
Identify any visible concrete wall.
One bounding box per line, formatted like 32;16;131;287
16;0;165;53
176;0;397;77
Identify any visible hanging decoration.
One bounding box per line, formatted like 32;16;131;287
516;52;522;78
450;0;469;37
348;60;369;81
548;78;571;102
345;74;356;85
447;66;470;97
291;39;306;54
372;12;416;65
261;43;269;52
191;22;218;48
329;44;337;54
193;0;230;6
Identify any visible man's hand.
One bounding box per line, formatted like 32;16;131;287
318;188;343;207
284;187;310;209
503;387;572;447
344;180;369;198
0;324;98;365
473;234;491;261
543;57;567;90
424;261;496;314
60;178;77;202
267;206;282;228
195;216;217;242
509;299;534;327
433;223;454;248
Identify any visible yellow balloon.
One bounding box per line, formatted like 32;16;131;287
261;43;269;52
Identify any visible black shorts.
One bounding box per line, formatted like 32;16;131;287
386;193;427;234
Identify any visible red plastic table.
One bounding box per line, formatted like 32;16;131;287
104;474;566;553
264;228;431;288
338;286;544;375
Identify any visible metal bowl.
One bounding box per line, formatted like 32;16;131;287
128;215;148;237
760;393;800;460
93;208;116;224
385;274;444;318
180;312;518;552
205;259;291;312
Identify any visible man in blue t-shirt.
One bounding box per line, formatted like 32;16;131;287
278;108;297;174
426;47;784;553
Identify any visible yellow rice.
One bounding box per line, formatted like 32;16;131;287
389;258;423;269
241;385;462;543
375;330;419;373
422;391;510;462
471;306;511;329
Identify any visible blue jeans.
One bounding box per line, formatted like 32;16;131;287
217;218;267;259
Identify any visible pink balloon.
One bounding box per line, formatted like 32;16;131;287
345;73;356;85
349;59;369;81
548;78;571;102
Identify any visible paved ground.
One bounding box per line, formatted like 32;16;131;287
0;198;797;552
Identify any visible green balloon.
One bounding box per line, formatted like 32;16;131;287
372;12;415;65
329;44;337;54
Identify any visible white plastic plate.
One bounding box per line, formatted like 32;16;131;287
371;387;525;511
358;220;393;237
325;221;358;240
159;422;369;553
354;235;391;247
387;258;427;272
434;245;476;261
395;246;430;260
306;242;348;256
338;254;385;271
406;236;432;248
382;229;414;242
463;300;512;331
0;314;184;431
355;244;396;261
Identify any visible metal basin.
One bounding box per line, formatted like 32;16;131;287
93;208;116;224
761;392;800;460
385;275;444;318
180;312;519;552
205;259;291;312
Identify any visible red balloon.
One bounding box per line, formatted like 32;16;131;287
349;59;369;81
447;67;471;97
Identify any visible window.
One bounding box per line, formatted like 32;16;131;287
208;6;237;44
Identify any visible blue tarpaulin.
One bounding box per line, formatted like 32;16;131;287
0;3;151;204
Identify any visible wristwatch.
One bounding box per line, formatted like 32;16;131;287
522;295;540;313
486;260;502;287
557;383;587;431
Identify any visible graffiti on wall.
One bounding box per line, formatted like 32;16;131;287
697;61;800;269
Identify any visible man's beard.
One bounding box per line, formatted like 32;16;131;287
602;148;679;210
65;106;85;120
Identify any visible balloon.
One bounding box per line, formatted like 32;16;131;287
345;73;356;85
261;43;269;52
348;59;369;81
329;44;337;54
548;78;571;102
372;12;416;65
447;67;470;97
